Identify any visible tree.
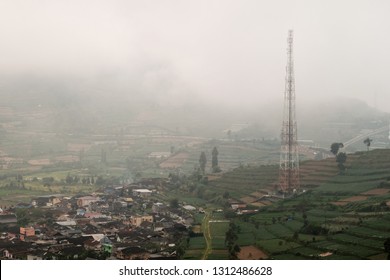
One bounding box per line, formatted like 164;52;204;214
65;173;73;184
43;177;55;187
330;142;347;174
363;137;373;151
225;222;241;259
170;198;179;209
336;152;347;165
199;152;207;174
211;147;221;173
16;208;30;227
330;142;344;155
336;152;347;174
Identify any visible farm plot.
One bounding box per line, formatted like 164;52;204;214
256;239;300;254
209;221;229;250
330;233;384;250
332;195;369;206
314;180;383;194
361;188;390;196
209;221;229;236
237;232;256;246
188;236;206;249
363;219;390;231
234;220;277;240
183;250;204;260
283;220;304;231
159;152;189;169
311;240;379;258
265;223;295;238
207;250;229;260
287;246;324;258
346;226;389;239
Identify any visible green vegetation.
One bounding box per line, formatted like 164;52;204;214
179;148;390;260
225;222;241;259
330;142;344;156
363;138;373;151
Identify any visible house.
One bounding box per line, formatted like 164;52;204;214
33;195;63;207
57;245;85;259
148;152;171;159
183;205;196;211
231;203;247;210
153;222;165;232
0;241;31;259
123;197;134;203
84;212;107;219
116;246;149;260
90;217;111;226
116;230;137;243
2;249;14;259
132;189;153;198
80;224;100;234
20;227;35;237
77;196;100;207
152;202;167;214
27;254;43;260
121;197;133;207
76;208;86;216
130;215;154;227
101;236;114;254
84;239;101;251
56;220;77;227
237;209;259;215
111;201;128;211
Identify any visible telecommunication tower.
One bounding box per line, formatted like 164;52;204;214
279;30;300;192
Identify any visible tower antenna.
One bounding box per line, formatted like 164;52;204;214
279;30;300;193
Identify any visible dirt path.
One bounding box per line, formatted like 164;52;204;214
201;211;212;260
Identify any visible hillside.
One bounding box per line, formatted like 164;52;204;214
189;149;390;260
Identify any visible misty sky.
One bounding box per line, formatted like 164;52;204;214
0;0;389;111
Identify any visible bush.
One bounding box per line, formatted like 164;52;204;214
300;223;328;235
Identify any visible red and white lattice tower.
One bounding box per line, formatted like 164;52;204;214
279;30;300;193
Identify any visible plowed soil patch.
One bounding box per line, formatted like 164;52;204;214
238;245;268;260
341;196;368;202
159;152;189;169
361;188;390;196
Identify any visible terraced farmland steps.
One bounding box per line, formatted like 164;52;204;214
203;149;390;259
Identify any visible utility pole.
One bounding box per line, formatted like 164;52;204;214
279;30;300;193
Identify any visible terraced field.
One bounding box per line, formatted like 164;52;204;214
194;149;390;260
177;141;280;173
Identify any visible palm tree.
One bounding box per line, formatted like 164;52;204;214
363;137;373;151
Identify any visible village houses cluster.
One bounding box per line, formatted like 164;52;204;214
0;178;195;260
